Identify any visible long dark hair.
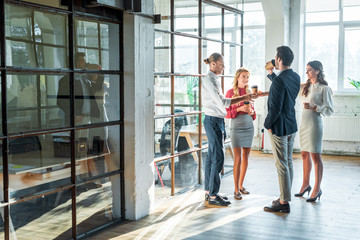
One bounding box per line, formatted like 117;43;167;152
302;60;328;97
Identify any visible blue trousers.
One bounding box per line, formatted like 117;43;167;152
203;115;226;197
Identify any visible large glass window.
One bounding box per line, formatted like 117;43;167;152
304;0;360;92
154;0;243;198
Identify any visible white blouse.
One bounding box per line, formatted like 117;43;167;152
299;82;334;117
202;71;231;118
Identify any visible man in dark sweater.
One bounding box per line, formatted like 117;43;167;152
263;46;300;213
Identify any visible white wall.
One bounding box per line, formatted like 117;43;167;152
123;0;155;220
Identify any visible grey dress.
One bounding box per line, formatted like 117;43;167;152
230;114;254;148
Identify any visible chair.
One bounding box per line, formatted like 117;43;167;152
155;110;187;186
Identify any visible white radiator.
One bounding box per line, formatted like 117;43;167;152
323;115;360;141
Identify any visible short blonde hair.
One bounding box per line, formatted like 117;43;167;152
232;68;251;98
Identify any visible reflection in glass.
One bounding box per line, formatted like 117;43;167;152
75;19;119;70
154;159;171;200
174;152;199;191
8;132;71;200
344;28;360;89
77;178;120;236
202;3;222;40
155;31;171;73
154;0;171;31
9;190;72;239
5;4;68;68
305;26;338;90
7;74;67;133
174;35;198;74
154;75;171;116
175;0;198;35
174;76;199;112
56;71;120;128
76;125;120;181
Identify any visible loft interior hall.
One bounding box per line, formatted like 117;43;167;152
0;0;359;239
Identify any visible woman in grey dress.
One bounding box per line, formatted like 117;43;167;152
225;68;256;200
295;61;333;202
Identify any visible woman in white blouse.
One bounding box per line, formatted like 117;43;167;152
295;60;333;202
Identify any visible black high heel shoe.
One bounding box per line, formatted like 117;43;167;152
294;185;312;197
306;189;322;202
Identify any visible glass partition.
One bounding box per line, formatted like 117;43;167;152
154;0;243;197
5;4;68;68
202;3;222;40
174;35;198;74
7;73;67;133
175;0;198;35
8;132;71;200
155;31;171;73
75;19;120;70
174;76;199;112
1;1;124;239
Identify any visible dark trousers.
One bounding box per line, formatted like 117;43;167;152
203;115;226;197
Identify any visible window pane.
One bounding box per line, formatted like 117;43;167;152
202;4;222;40
10;190;72;239
57;73;120;127
155;31;171;73
224;10;242;43
5;4;68;68
174;152;199;191
224;77;233;99
174;35;198;74
7;73;66;133
174;76;199;112
344;28;360;89
243;11;265;26
75;20;120;70
76;177;121;236
202;40;222;74
154;159;171;199
8;132;72;200
76;20;98;48
224;44;241;76
21;0;67;9
243;28;266;92
305;11;339;23
306;0;339;12
154;0;171;31
154;76;171;116
76;125;120;181
175;0;198;35
155;117;172;158
343;6;360;21
305;26;339;90
343;0;360;7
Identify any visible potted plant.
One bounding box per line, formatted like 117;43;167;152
348;77;360;94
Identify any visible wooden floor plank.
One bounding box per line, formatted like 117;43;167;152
88;151;360;240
